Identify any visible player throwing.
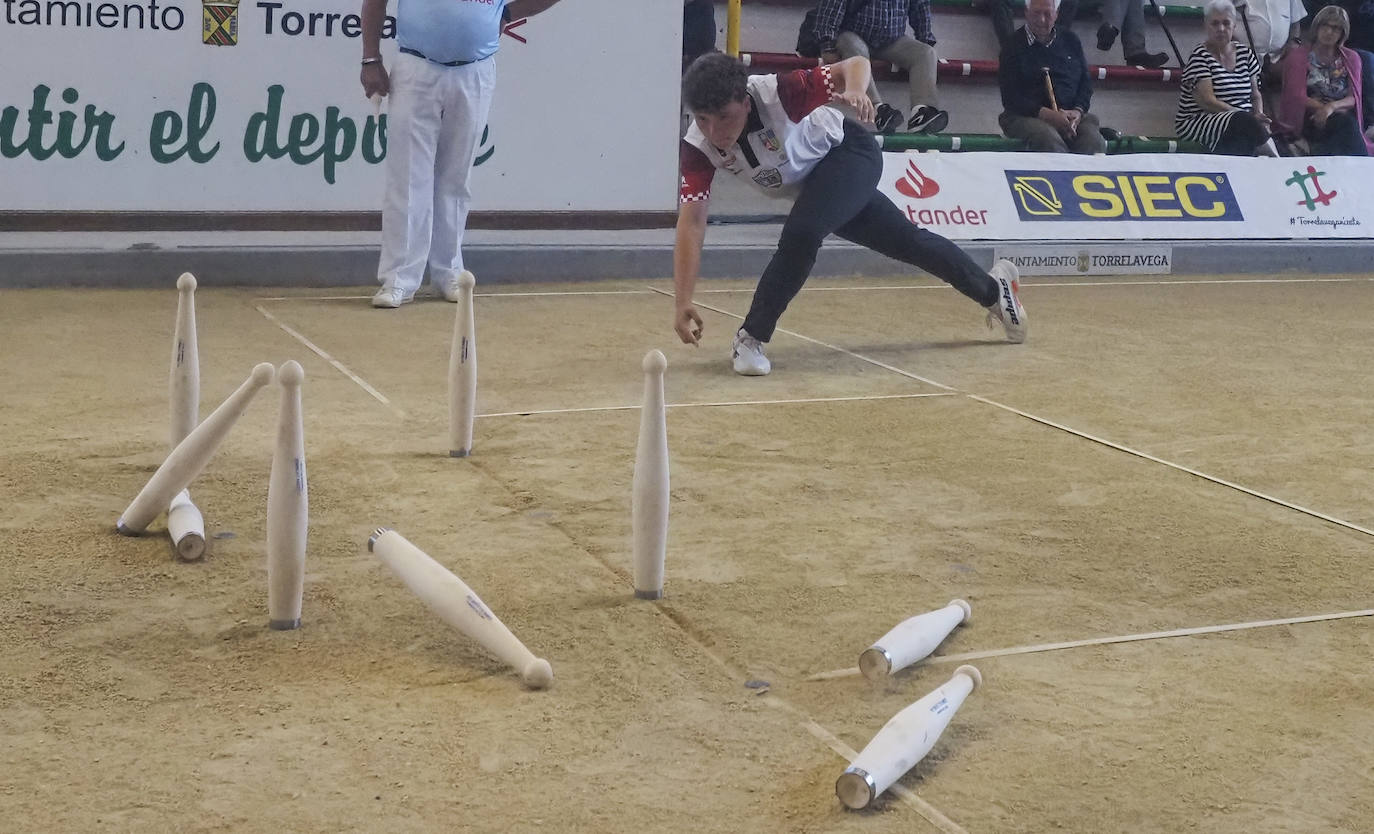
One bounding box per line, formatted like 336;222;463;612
673;52;1026;376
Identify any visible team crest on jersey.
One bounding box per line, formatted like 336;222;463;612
758;128;781;153
753;168;783;189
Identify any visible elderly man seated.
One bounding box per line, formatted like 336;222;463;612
997;0;1108;153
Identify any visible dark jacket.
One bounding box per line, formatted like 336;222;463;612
998;26;1094;116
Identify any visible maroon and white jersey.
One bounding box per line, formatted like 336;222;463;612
680;66;844;204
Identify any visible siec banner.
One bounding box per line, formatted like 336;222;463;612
881;152;1374;240
0;0;681;211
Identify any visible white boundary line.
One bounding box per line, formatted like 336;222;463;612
806;608;1374;681
650;286;1374;539
651;287;957;392
965;395;1374;538
255;305;406;418
476;392;955;419
255;289;655;302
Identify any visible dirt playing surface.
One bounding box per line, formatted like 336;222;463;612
2;274;1372;833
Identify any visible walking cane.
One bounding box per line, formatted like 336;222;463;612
1145;0;1186;67
1234;1;1260;55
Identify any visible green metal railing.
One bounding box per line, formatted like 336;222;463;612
877;133;1208;153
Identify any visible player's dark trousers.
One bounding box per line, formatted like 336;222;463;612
742;121;998;342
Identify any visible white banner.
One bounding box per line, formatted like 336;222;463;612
881;152;1374;240
0;0;681;211
993;244;1173;275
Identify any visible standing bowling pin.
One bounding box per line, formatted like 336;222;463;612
448;271;477;457
367;528;553;689
166;489;207;561
170;272;200;447
836;665;983;810
266;361;307;630
859;599;971;681
167;273;208;559
117;363;276;535
631;350;669;600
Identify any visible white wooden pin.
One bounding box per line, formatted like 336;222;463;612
859;599;971;680
631;350;669;599
448;271;477;457
266;360;307;630
836;665;982;810
368;528;553;689
166;489;206;561
117;363;275;535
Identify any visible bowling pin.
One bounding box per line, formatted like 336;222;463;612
836;665;982;810
166;489;207;561
170;272;200;448
368;528;553;689
859;599;971;681
266;361;307;630
447;271;477;458
167;273;208;559
631;350;669;600
117;362;275;536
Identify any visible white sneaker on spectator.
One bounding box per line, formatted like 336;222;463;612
371;285;412;309
731;328;771;376
906;105;949;135
985;260;1027;343
435;280;462;302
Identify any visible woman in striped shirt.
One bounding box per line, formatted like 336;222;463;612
1175;0;1272;154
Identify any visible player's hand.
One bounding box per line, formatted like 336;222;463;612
361;63;390;99
674;303;704;346
831;90;876;124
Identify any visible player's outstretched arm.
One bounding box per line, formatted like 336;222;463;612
673;200;709;346
827;56;875;123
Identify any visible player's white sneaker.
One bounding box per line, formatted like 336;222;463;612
985;260;1026;343
371;285;412;309
732;328;772;376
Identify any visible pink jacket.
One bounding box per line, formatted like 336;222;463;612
1276;45;1374;154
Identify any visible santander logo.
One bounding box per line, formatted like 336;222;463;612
895;161;940;199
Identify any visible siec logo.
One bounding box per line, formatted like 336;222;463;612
1004;170;1243;222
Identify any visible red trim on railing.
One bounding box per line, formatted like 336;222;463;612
738;52;1179;83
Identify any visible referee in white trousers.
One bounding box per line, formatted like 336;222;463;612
360;0;564;309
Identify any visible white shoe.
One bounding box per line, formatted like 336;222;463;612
371;286;412;309
435;280;462;303
732;328;772;376
985;259;1027;343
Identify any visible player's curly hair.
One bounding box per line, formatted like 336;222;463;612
682;52;748;114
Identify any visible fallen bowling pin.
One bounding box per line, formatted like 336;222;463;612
447;271;477;458
166;489;206;561
266;361;307;630
117;362;276;536
368;527;553;689
836;664;982;810
859;599;971;681
170;272;200;449
631;350;669;599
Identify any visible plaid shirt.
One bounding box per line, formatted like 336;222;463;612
813;0;936;52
